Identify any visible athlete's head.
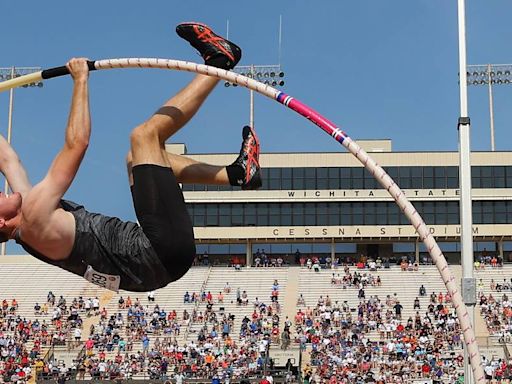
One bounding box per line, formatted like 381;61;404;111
0;191;22;242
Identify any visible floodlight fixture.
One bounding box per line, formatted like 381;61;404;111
466;63;512;151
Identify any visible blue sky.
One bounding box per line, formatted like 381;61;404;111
1;1;511;254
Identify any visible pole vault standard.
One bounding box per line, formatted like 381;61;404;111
0;58;486;381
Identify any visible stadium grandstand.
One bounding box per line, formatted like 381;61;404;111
1;142;512;383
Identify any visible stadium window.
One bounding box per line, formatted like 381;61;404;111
363;202;376;225
494;201;506;224
312;243;330;254
446;166;459;188
281;203;292;226
434;167;446;189
317;202;328;225
304;168;316;190
335;243;357;254
446;202;460;224
340;168;351;189
376;202;387;225
206;204;219;226
218;204;231;227
481;201;494;223
316;168;328;189
480;166;494;188
471;166;481;188
411;166;423;188
336;203;350;225
506;166;512;188
292;203;305;226
423;167;434;189
507;201;512;223
292;167;305;189
259;168;269;190
328;202;341;225
472;202;483;224
399;167;412;189
304;203;316;225
328;168;340;189
245;203;257;226
385;166;399;181
387;203;400;225
494;166;506;188
257;203;269;226
352;202;364;225
219;215;231;226
269;168;281;190
351;167;364;189
434;202;448;224
281;168;292;189
269;203;280;226
231;204;243;226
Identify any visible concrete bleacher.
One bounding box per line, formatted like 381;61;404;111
188;266;289;342
297;265;458;323
1;255;506;382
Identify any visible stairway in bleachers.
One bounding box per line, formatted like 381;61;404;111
190;266;289;342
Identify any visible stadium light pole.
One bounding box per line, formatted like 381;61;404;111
466;63;512;151
225;64;284;268
457;1;477;383
225;64;285;127
0;66;43;257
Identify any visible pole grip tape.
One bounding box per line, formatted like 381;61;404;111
41;61;96;80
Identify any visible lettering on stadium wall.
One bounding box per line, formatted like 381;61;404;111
271;226;480;237
286;189;460;198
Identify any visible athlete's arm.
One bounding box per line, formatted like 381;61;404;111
38;58;91;204
0;134;32;196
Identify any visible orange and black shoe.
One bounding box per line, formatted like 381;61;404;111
227;126;262;190
176;22;242;70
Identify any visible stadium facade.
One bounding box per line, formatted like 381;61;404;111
168;140;512;266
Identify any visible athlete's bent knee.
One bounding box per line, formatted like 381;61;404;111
130;123;159;147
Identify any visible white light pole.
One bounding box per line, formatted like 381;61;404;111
0;66;42;257
457;1;477;383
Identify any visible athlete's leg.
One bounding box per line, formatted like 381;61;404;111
129;74;219;169
126;125;261;189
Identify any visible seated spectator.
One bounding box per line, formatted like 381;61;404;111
34;303;41;315
419;284;426;296
183;291;190;303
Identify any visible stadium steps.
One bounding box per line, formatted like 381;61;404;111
474;265;512;346
99;266;210;360
281;266;300;329
189;266;289;343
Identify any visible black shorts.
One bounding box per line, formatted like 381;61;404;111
131;164;196;281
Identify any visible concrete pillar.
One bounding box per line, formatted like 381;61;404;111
246;240;252;268
498;240;504;258
415;240;420;265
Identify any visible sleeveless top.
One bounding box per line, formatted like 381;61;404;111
15;199;172;291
